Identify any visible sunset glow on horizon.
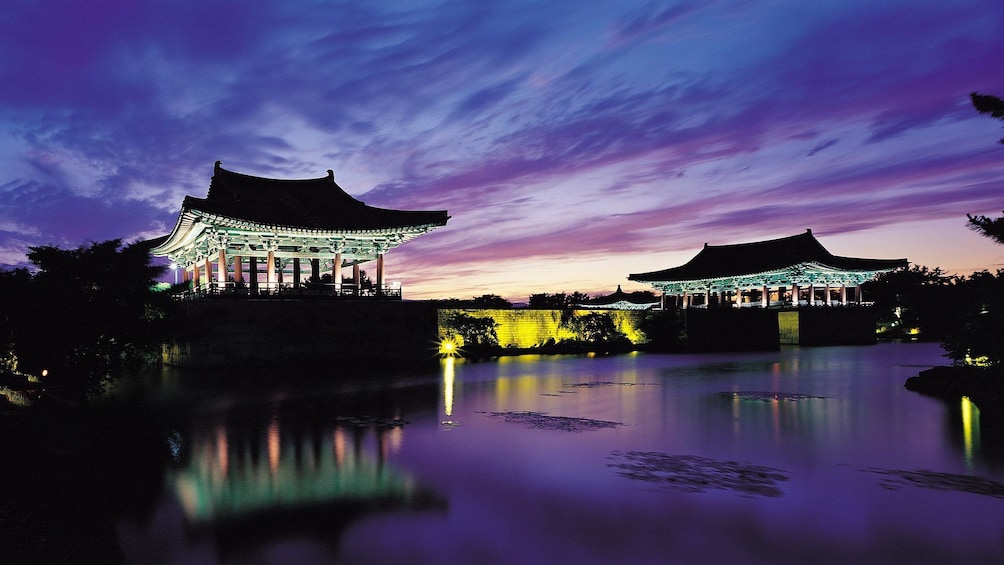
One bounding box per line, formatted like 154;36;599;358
2;1;1003;302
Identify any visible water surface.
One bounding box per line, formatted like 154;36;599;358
120;343;1004;564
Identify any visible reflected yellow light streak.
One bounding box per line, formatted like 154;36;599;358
443;357;455;418
961;396;980;470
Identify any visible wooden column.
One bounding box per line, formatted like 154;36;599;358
791;284;798;306
234;255;243;283
682;291;688;310
762;285;768;308
353;263;361;291
310;258;320;283
205;257;213;284
824;284;830;306
333;253;342;293
218;249;227;284
192;261;200;286
266;250;275;291
807;284;814;306
376;254;384;295
293;258;301;289
734;286;741;308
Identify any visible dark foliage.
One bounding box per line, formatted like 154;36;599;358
971;91;1004;144
528;291;590;309
442;312;499;348
0;240;172;397
967;93;1004;240
431;294;512;309
862;265;959;340
562;312;630;348
967;211;1004;245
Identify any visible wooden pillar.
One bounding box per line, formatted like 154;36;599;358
762;285;768;308
353;263;361;290
824;284;830;306
182;267;189;283
333;253;342;293
840;284;847;305
807;284;814;306
218;249;227;285
310;258;320;282
682;291;688;310
376;253;384;295
734;286;741;308
266;250;275;291
791;283;798;306
192;261;200;286
234;255;243;283
704;289;710;307
205;257;212;284
293;258;301;289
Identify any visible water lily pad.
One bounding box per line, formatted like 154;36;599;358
608;451;790;497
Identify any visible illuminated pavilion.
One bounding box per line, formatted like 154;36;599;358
628;229;906;309
151;161;449;297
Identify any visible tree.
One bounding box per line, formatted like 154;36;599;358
0;240;171;396
967;92;1004;241
862;265;959;340
442;312;499;349
971;91;1004;144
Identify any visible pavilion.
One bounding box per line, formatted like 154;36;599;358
575;286;661;310
151;162;449;297
628;229;906;309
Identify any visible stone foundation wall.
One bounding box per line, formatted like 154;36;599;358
164;299;441;368
436;308;653;348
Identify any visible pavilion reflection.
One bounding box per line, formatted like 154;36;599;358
166;383;444;558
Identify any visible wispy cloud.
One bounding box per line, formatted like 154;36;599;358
1;0;1003;298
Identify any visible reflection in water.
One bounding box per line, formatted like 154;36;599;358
961;396;980;470
148;381;445;562
443;357;455;422
111;345;1004;564
172;411;432;525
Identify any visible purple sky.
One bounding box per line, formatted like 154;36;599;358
2;1;1004;301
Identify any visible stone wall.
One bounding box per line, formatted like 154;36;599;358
164;299;441;368
436;308;655;348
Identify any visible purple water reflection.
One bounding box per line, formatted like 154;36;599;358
120;343;1004;564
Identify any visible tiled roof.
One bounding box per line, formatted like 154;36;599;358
629;230;906;282
182;161;449;230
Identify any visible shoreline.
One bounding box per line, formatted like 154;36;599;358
904;365;1004;408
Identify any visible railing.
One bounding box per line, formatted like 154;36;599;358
173;281;403;301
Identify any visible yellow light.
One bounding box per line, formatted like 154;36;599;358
439;338;459;357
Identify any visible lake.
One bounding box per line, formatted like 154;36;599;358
116;342;1004;564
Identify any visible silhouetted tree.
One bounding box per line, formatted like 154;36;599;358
862;265;960;340
564;313;626;345
442;312;499;354
971;91;1004;144
967;92;1004;241
0;240;170;396
528;292;591;309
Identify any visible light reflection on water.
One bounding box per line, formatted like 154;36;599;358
120;343;1004;564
